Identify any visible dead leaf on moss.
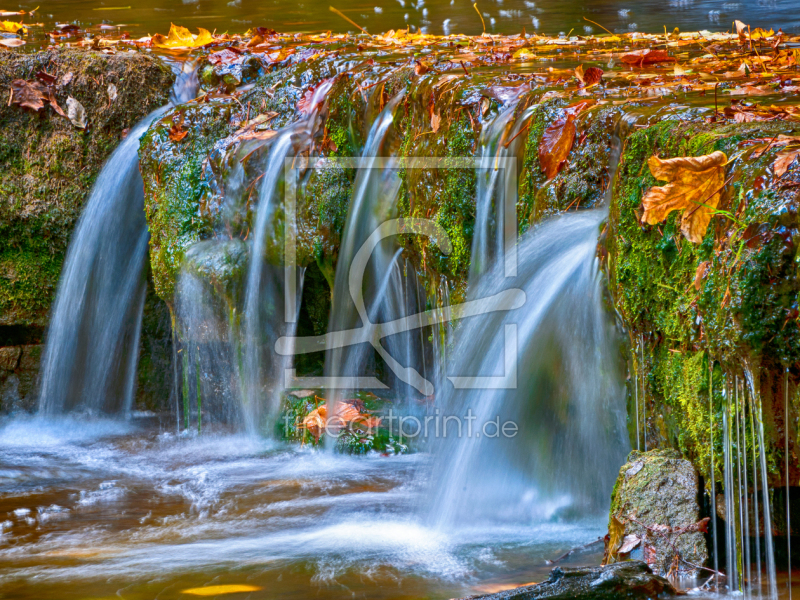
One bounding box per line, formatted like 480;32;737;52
538;99;595;180
693;261;710;290
641;151;728;243
9;78;48;110
66;96;86;128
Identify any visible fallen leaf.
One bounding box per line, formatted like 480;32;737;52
0;19;26;33
9;79;48;110
181;585;263;596
431;111;441;132
734;20;748;45
288;389;315;398
583;66;604;85
621;49;676;66
107;83;117;102
59;71;74;87
0;37;24;46
693;261;710;290
774;149;800;177
618;534;641;554
296;78;333;116
538;99;595;180
641;151;728;243
208;48;240;66
151;23;213;49
66;96;87;128
169;122;189;142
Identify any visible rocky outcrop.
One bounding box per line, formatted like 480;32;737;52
459;561;677;599
605;449;708;578
0;48;175;413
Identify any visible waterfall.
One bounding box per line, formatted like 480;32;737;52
426;209;629;526
323;92;409;399
37;74;197;416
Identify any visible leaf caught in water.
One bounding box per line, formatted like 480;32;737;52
621;49;676;66
0;19;26;33
774;149;800;177
538;99;595;180
0;37;24;46
640;151;728;243
181;584;263;596
151;23;214;49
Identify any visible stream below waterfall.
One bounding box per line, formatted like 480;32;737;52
0;417;609;600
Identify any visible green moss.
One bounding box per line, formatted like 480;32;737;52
0;48;174;326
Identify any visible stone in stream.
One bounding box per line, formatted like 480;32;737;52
457;561;677;599
604;449;708;578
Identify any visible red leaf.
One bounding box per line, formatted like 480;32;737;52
583;67;604;86
621;49;676;67
538;100;595;180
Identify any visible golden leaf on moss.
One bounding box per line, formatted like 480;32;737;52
151;23;213;49
181;584;263;596
640;151;728;244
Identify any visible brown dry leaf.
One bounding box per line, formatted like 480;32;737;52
9;78;48;110
431;110;441;133
584;66;604;86
169;122;189;142
641;151;728;243
538;99;595;180
208;48;240;66
618;534;641;554
693;261;710;290
151;23;213;49
621;49;676;66
735;20;748;45
774;149;800;177
574;63;584;84
297;78;333;116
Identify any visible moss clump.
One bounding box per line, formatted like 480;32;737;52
607;117;800;484
0;48;174;326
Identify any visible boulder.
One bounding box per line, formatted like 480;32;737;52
605;449;708;578
458;561;677;599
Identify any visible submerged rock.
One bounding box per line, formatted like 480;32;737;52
605;449;708;578
459;561;677;599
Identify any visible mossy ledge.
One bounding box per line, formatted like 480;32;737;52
0;48;175;412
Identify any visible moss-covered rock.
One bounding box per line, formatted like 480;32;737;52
0;48;174;413
606;449;707;578
606;116;800;488
0;48;174;327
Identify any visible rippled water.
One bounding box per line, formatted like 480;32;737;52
0;417;610;599
13;0;800;45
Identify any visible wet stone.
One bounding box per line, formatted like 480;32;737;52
605;449;708;578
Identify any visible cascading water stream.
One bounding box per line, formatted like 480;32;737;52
38;72;197;416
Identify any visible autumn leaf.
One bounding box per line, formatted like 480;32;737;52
151;23;213;49
0;19;26;33
296;78;333;115
9;79;48;110
774;149;800;177
431;110;441;133
66;96;87;128
641;151;728;243
621;49;676;66
0;37;24;47
208;48;241;66
538;99;595;180
181;584;263;596
574;65;603;87
693;261;710;290
734;20;748;45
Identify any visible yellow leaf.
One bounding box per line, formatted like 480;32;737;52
0;20;26;33
181;585;263;596
152;23;213;49
640;151;728;244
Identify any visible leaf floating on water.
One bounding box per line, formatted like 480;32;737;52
151;23;214;49
0;19;26;33
208;48;241;66
181;584;263;596
0;37;24;46
66;96;87;129
621;49;676;66
538;99;595;180
640;151;728;244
